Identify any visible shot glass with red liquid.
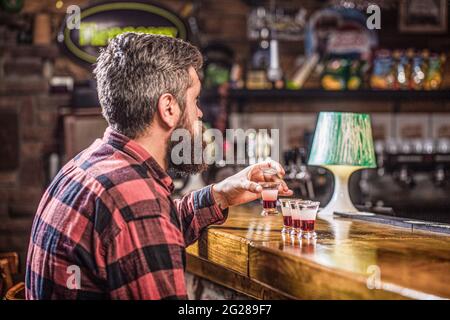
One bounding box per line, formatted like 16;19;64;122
288;199;301;236
298;201;320;239
279;198;292;233
259;181;280;216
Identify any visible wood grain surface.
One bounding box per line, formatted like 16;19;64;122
186;204;450;300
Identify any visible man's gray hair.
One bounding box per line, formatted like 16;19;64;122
94;32;203;138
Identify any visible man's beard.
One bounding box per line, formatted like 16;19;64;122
167;114;209;177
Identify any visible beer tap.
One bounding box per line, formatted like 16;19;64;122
396;165;416;189
295;147;315;198
284;149;298;180
374;140;385;177
296;165;315;198
284;148;315;199
434;164;447;187
434;139;450;187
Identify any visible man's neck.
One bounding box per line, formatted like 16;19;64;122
134;131;168;171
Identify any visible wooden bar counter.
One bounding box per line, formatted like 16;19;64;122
186;204;450;300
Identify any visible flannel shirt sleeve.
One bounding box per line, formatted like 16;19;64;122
173;185;229;246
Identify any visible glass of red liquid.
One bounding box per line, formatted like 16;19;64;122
259;181;280;216
279;198;292;233
298;201;320;239
289;199;302;236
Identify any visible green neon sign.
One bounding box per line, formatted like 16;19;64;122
60;1;188;65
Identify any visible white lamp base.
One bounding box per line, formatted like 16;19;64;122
319;165;362;217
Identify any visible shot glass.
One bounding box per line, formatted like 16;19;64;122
259;181;280;216
289;199;302;236
298;201;320;239
279;198;292;233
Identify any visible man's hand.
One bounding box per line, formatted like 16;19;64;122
211;160;293;209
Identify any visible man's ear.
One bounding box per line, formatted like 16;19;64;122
156;93;180;129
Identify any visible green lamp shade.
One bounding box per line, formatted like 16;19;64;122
308;112;377;168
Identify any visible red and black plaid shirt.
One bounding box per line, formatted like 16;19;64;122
26;127;227;300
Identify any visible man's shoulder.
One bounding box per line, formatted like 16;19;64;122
73;142;169;223
74;140;154;191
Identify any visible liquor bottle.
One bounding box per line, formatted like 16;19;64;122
267;38;284;89
411;50;428;90
246;28;273;90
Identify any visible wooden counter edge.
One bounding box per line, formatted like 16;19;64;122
186;253;297;300
248;244;412;300
186;215;450;299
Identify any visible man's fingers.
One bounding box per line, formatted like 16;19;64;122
254;160;286;178
279;189;294;196
240;180;262;193
239;178;291;195
277;179;290;192
265;160;286;177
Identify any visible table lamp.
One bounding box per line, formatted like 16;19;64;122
308;112;377;216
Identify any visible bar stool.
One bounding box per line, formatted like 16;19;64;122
4;282;25;300
0;252;19;298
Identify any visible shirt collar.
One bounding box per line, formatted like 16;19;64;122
102;127;174;193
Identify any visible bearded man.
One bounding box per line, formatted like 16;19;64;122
26;33;291;299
